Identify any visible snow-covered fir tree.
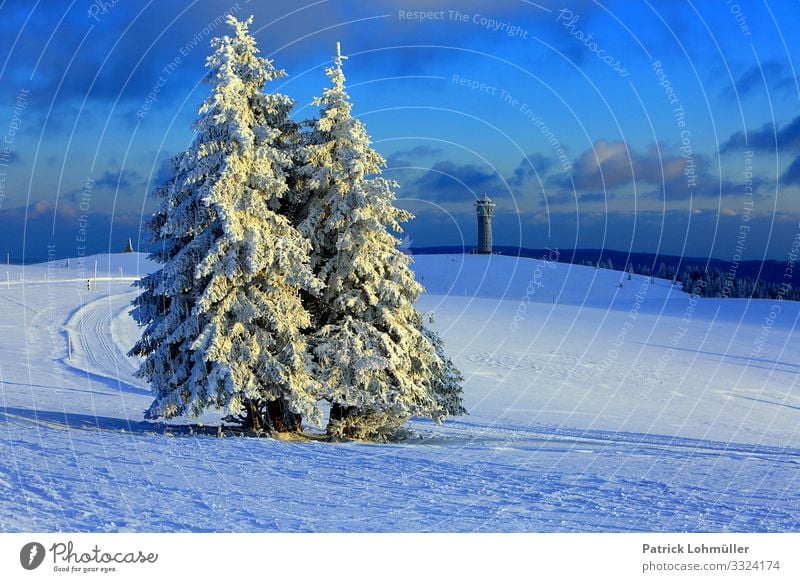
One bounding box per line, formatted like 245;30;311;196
297;43;465;440
130;16;321;432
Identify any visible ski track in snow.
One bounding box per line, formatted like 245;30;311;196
1;254;799;532
63;290;144;395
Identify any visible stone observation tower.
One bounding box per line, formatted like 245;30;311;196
475;194;495;254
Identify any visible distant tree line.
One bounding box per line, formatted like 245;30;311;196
677;266;800;301
577;258;800;301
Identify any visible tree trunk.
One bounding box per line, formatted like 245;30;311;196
241;399;301;434
327;403;357;437
244;400;263;431
267;399;301;433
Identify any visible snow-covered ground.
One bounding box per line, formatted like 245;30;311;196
0;252;798;531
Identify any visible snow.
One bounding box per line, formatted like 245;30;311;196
0;252;798;531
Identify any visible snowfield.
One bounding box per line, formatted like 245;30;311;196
0;252;798;532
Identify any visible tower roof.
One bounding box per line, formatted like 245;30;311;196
476;193;494;205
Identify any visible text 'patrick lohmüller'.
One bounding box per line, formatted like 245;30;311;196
643;543;749;555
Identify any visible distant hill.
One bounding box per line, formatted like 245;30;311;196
410;246;793;287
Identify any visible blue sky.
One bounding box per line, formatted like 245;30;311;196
0;0;798;261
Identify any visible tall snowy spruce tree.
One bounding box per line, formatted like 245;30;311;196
130;16;321;432
298;44;465;440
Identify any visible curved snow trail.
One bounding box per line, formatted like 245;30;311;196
63;289;148;395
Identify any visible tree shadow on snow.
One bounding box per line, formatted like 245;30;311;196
0;405;228;437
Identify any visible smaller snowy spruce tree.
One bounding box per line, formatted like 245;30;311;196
130;16;321;432
297;44;465;440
